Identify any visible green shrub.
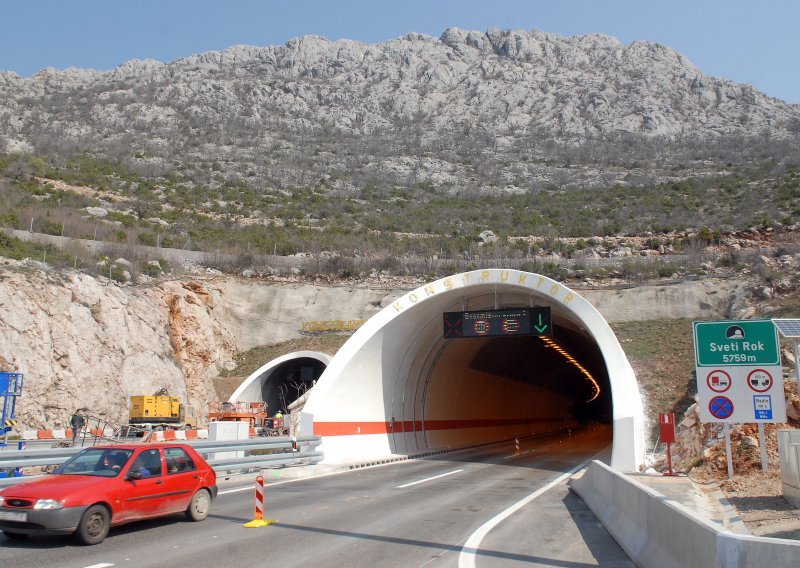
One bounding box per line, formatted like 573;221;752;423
40;219;63;236
0;210;20;229
137;232;157;247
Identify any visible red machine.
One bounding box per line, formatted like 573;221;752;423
208;401;269;429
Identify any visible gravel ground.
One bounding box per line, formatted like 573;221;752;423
719;469;800;539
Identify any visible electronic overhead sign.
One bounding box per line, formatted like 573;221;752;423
443;307;551;339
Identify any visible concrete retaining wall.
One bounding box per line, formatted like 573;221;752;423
570;460;800;568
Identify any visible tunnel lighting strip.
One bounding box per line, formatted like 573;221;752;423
540;336;601;402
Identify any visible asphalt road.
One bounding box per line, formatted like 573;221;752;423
0;426;633;568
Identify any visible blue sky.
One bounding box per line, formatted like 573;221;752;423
1;0;798;103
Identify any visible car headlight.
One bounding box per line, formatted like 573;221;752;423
34;499;64;510
0;496;4;507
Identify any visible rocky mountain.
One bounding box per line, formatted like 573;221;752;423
1;28;798;195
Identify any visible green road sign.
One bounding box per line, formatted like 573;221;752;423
693;320;780;367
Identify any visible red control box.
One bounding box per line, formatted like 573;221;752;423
659;412;676;444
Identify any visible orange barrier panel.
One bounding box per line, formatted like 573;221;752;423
162;429;177;441
185;429;198;439
38;430;53;439
66;429;73;438
249;428;257;437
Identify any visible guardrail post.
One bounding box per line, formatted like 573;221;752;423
243;475;274;528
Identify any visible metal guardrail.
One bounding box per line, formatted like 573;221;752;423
0;436;322;487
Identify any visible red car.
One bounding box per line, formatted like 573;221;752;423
0;443;217;545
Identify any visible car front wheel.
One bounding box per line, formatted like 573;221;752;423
76;504;110;545
186;489;211;521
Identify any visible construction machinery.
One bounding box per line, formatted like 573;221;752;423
208;401;287;435
129;392;198;431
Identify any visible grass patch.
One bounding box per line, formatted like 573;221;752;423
217;335;352;380
611;319;698;443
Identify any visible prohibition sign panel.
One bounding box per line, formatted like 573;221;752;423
706;369;732;393
697;365;786;423
709;396;734;420
747;368;773;393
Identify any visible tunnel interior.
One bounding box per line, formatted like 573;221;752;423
259;357;327;414
388;295;615;454
464;327;613;424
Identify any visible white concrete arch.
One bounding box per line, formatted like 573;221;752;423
230;351;332;403
301;269;645;471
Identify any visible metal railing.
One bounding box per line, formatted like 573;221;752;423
0;436;322;487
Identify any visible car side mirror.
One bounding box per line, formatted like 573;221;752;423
126;471;141;481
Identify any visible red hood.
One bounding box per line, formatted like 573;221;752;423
1;474;116;505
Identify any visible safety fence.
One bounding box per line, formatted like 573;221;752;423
0;436;322;487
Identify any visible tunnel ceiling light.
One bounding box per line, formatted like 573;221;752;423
540;336;601;402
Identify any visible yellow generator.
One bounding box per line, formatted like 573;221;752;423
129;395;197;430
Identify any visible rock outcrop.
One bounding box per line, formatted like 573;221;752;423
0;259;394;430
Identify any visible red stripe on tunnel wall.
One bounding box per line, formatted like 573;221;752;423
313;417;560;436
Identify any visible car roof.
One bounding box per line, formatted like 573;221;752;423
81;443;191;451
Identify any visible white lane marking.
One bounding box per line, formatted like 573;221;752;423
458;461;588;568
218;458;410;495
83;564;114;568
396;469;463;489
219;485;255;495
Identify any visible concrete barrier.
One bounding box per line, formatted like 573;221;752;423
570;460;800;568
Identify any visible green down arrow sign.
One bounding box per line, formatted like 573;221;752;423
532;307;552;336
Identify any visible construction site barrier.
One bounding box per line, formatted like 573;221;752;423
149;429;209;442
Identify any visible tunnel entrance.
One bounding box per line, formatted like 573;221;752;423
229;351;332;415
302;270;644;471
390;300;614;455
259;358;326;414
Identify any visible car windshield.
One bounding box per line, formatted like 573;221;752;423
54;448;133;477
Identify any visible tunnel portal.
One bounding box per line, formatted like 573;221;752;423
301;270;645;471
230;351;331;415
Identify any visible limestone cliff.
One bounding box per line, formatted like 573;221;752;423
0;259;393;430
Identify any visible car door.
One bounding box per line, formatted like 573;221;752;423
161;446;200;513
119;448;167;522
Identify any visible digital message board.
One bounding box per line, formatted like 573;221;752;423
443;307;551;339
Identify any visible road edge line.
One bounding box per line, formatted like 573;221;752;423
457;460;589;568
